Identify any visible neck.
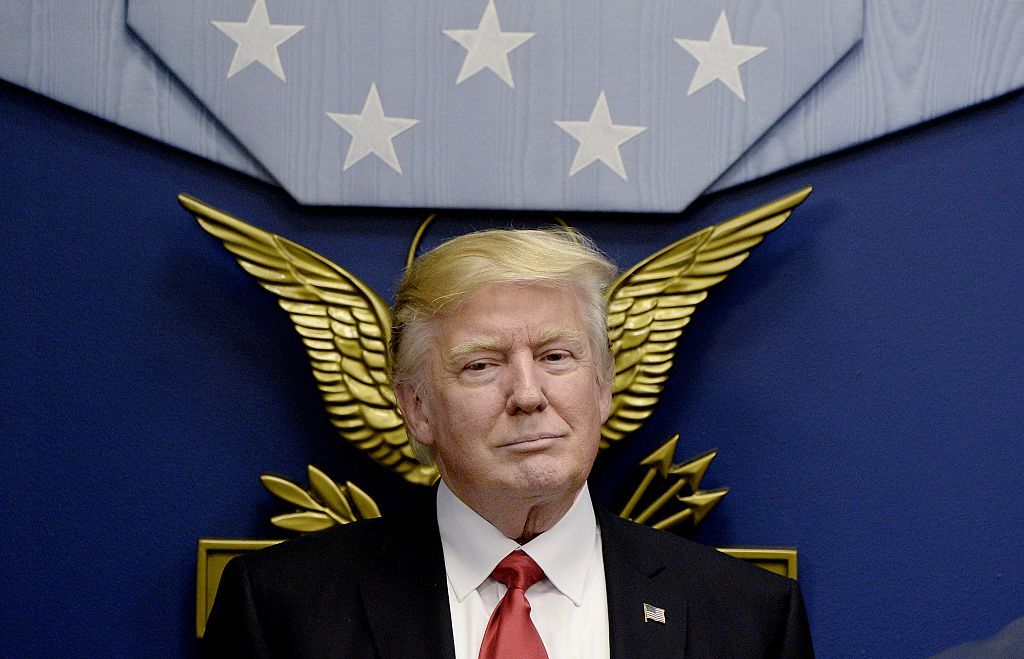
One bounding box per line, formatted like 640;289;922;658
448;483;584;543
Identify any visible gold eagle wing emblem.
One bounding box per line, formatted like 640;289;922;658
179;194;439;486
601;186;812;447
181;187;810;482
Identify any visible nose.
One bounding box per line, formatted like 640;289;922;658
505;355;548;415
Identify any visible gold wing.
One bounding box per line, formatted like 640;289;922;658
179;194;439;486
602;186;813;448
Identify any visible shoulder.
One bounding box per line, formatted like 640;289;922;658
243;514;399;565
224;501;436;601
202;494;451;655
599;507;800;604
202;506;444;655
598;508;813;655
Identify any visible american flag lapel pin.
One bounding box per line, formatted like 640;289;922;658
643;602;666;624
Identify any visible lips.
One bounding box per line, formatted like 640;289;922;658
499;433;563;450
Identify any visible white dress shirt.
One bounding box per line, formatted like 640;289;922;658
436;481;610;659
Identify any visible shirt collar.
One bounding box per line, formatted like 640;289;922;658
436;480;597;607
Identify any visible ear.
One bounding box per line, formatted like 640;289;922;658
395;382;434;448
599;379;612;424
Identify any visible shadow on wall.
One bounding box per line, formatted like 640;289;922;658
930;616;1024;659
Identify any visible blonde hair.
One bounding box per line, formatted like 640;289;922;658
390;228;618;461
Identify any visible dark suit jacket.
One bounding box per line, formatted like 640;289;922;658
203;497;813;658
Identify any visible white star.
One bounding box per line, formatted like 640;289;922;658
326;84;419;174
674;11;766;101
212;0;304;82
442;0;535;87
554;91;647;180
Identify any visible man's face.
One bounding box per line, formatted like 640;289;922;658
400;283;612;512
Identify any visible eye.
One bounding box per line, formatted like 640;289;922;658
542;350;573;363
465;361;490;372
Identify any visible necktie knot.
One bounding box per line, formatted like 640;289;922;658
491;550;545;592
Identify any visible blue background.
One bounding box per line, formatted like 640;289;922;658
1;78;1022;656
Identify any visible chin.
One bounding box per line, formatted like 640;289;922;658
513;460;588;499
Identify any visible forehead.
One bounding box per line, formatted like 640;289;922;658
434;283;587;346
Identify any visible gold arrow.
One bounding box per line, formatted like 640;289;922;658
650;488;729;530
619;434;679;519
633;477;688;524
634;449;718;524
668;449;717;492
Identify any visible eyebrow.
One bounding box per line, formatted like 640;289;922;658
444;328;587;367
535;327;587;353
445;337;511;366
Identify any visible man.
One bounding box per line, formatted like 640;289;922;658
203;229;813;658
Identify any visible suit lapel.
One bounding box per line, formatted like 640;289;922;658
598;506;689;659
358;498;457;659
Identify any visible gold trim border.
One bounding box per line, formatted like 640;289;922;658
196;539;798;638
717;547;798;580
196;539;279;638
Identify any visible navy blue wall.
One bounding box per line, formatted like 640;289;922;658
2;78;1022;656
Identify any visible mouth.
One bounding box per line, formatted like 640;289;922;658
498;434;563;451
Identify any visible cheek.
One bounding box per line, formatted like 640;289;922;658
430;394;499;450
453;385;509;420
441;396;482;429
569;381;610;420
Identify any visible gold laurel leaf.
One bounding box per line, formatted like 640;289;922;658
260;474;321;511
307;465;354;522
346;481;382;519
270;511;337;532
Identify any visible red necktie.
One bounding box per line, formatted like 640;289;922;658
478;550;549;659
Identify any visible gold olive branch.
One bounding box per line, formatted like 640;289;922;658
261;465;382;533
